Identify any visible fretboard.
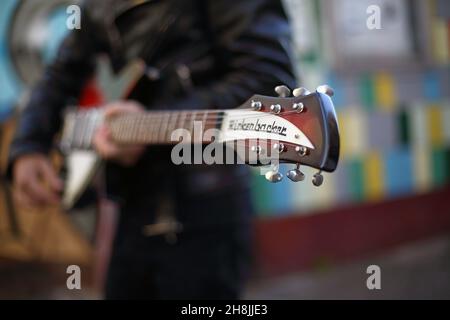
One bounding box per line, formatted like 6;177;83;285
108;110;226;145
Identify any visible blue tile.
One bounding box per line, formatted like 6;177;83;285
423;71;442;102
384;148;414;196
326;73;346;108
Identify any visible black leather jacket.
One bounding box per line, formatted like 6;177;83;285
9;0;296;228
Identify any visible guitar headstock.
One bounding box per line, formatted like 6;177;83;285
231;85;340;186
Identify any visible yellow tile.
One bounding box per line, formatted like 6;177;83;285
336;111;349;160
442;104;450;145
374;72;397;112
432;18;449;65
364;152;385;201
428;105;444;147
412;144;432;192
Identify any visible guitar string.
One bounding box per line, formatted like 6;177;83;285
109;109;307;143
70;109;309;146
73;106;307;123
109;109;306;128
111;108;304;121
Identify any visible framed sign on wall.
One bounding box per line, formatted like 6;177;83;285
320;0;431;71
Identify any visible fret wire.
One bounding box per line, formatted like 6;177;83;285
157;112;164;143
136;114;142;143
166;111;176;143
202;111;208;132
160;112;166;143
180;111;187;132
156;113;161;143
85;110;95;148
166;112;174;143
143;114;150;143
150;112;158;143
166;112;172;142
110;108;288;144
141;114;147;143
119;117;125;142
158;112;166;142
76;113;86;148
161;112;168;143
148;114;155;143
190;111;197;136
128;115;134;143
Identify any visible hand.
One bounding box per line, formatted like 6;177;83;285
93;100;146;167
13;153;63;207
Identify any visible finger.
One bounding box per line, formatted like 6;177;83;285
23;174;57;205
13;186;35;209
103;100;144;119
93;126;122;159
39;160;63;193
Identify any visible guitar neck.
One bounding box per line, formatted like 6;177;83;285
108;109;226;145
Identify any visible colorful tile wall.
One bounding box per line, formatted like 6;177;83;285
250;0;450;216
0;0;21;120
251;76;450;216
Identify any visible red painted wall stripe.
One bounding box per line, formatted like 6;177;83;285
254;186;450;277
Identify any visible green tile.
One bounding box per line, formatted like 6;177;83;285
250;171;272;216
431;148;448;187
348;158;365;202
444;148;450;184
398;108;411;146
359;74;376;111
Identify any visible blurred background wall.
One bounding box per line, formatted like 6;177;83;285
249;0;450;277
253;0;450;215
0;0;449;298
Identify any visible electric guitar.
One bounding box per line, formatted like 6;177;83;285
59;82;339;210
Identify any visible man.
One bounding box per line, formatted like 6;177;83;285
9;0;295;299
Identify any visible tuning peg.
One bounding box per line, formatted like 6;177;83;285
293;87;311;97
287;164;305;182
275;85;291;97
295;146;308;157
251;100;262;111
270;104;282;114
272;143;285;154
316;85;334;97
265;170;283;183
312;171;324;187
292;102;304;113
251;145;262;155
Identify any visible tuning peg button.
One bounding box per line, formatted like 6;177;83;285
270;104;282;114
312;172;324;186
265;170;283;183
295;146;308;157
292;102;304;113
272;143;285;154
287;168;305;182
251;100;262;111
293;87;311;97
251;145;262;155
275;85;291;97
316;85;334;97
